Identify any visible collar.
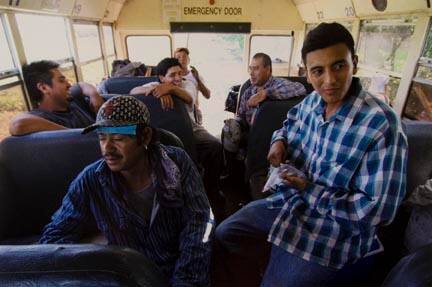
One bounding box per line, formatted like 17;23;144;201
95;144;183;207
313;77;364;123
251;76;274;91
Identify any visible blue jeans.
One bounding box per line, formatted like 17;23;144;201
214;199;377;287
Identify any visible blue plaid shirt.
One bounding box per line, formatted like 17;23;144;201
268;79;407;269
40;145;214;287
238;77;306;125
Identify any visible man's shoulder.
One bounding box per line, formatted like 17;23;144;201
361;90;399;124
74;159;105;182
27;108;58;121
162;144;189;161
351;90;403;139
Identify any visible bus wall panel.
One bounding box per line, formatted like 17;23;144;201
72;0;110;20
296;2;318;23
0;0;75;15
116;0;303;31
103;0;125;23
313;0;357;21
352;0;430;17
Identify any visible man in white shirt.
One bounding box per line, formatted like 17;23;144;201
174;47;211;124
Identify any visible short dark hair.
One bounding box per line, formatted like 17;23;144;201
174;47;190;55
111;59;131;77
22;60;59;105
253;53;272;69
302;22;355;64
155;58;181;78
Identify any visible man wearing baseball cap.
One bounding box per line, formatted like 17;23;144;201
40;95;214;287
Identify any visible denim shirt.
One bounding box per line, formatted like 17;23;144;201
40;145;214;287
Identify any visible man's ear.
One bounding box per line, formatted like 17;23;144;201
142;126;153;146
304;66;311;84
158;75;164;83
36;82;49;95
352;55;358;75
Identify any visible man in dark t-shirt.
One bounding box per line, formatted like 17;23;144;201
9;60;103;136
28;100;95;128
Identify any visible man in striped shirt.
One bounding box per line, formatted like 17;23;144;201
40;96;214;287
215;22;407;286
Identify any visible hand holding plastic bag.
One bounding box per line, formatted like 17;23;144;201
263;162;306;193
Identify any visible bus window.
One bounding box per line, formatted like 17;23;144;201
403;24;432;121
0;16;26;141
15;13;77;87
126;35;171;66
103;24;116;76
357;18;417;105
15;14;72;63
305;21;353;36
73;22;105;85
249;35;293;76
59;61;77;84
173;33;247;135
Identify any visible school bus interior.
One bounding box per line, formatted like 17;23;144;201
1;0;432;286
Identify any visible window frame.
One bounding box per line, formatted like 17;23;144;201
0;13;29;110
72;20;104;65
248;34;294;77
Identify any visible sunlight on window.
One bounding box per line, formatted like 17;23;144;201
0;18;15;72
357;18;417;73
127;36;171;66
250;35;293;77
173;33;248;135
15;14;71;62
0;79;26;141
103;25;115;56
81;60;105;86
73;23;102;62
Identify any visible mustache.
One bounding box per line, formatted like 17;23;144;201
103;152;122;159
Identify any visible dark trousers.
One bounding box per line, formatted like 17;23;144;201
213;199;378;287
193;125;224;214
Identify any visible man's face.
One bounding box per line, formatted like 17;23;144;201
305;43;357;107
174;51;189;70
248;57;271;86
98;133;145;173
159;65;183;87
42;68;72;108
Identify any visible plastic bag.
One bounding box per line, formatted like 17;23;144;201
262;162;306;193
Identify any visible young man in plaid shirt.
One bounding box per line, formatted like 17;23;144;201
215;22;408;287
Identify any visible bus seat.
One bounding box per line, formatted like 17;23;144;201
404;120;432;197
381;242;432;287
99;76;159;94
0;244;168;287
238;77;310;199
246;96;305;199
376;120;432;280
0;128;183;244
103;94;197;162
235;76;313;115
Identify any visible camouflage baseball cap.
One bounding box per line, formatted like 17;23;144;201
82;95;150;134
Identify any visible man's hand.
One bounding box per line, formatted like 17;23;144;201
247;89;267;108
159;95;174;110
280;173;309;191
267;140;286;167
153;83;173;98
78;82;103;113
